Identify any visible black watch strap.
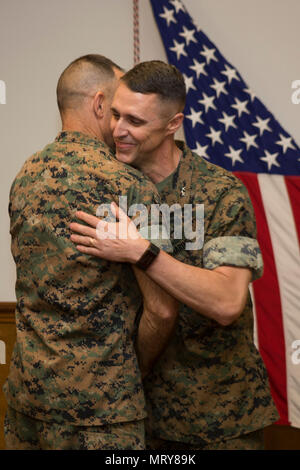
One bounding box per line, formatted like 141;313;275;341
135;242;160;270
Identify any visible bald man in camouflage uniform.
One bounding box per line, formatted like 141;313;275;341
70;61;279;450
4;55;176;450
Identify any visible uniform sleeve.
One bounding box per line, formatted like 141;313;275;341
125;183;173;254
202;181;263;281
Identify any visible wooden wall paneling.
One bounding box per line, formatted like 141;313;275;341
0;303;16;450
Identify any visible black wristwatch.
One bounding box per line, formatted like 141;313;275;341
135;242;160;270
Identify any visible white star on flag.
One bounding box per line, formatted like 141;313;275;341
231;97;250;117
206;126;223;146
159;6;177;27
179;26;197;45
276;134;297;154
200;45;218;64
218;112;237;132
185;107;203;127
170;39;187;60
192;142;210;159
244;87;256;102
240;131;259;150
198;92;217;113
210;78;228;98
221;64;239;84
252;116;272;136
260;150;280;171
183;74;197;93
169;0;185;14
189;59;207;78
225;146;244;166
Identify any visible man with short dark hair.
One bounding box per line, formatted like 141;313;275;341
4;55;177;450
70;60;279;450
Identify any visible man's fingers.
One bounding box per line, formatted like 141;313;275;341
70;234;97;247
75;245;102;257
75;211;100;228
96;219;115;239
69;222;96;238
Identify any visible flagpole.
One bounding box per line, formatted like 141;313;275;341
133;0;140;65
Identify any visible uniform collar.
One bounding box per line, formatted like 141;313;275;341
55;130;107;148
172;140;195;205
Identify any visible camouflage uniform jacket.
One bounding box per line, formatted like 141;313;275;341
143;141;279;444
4;131;163;426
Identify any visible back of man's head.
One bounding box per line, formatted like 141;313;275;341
120;60;186;113
57;54;123;117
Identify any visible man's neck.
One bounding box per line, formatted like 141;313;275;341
62;116;102;142
139;141;181;184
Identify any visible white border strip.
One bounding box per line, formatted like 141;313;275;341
249;284;259;349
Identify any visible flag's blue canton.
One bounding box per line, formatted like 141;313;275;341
150;0;300;175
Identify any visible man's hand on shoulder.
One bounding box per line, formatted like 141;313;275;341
69;203;148;263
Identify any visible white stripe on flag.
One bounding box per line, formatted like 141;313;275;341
249;284;259;349
258;174;300;427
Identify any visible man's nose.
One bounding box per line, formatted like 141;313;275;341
112;118;128;138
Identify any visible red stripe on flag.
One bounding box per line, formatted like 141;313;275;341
234;172;289;425
285;176;300;250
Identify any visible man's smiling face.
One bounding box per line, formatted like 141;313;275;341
110;82;171;169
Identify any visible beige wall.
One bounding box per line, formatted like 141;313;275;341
1;0;299;300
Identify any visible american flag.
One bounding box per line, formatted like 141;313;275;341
150;0;300;428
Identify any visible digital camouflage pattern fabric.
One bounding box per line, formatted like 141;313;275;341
143;141;279;446
4;130;164;428
146;428;264;451
4;406;145;450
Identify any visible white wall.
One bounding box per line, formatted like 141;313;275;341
1;0;299;300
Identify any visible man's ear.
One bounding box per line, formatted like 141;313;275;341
166;112;184;136
93;91;105;118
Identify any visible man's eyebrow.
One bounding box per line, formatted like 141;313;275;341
111;106;118;113
111;106;147;123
